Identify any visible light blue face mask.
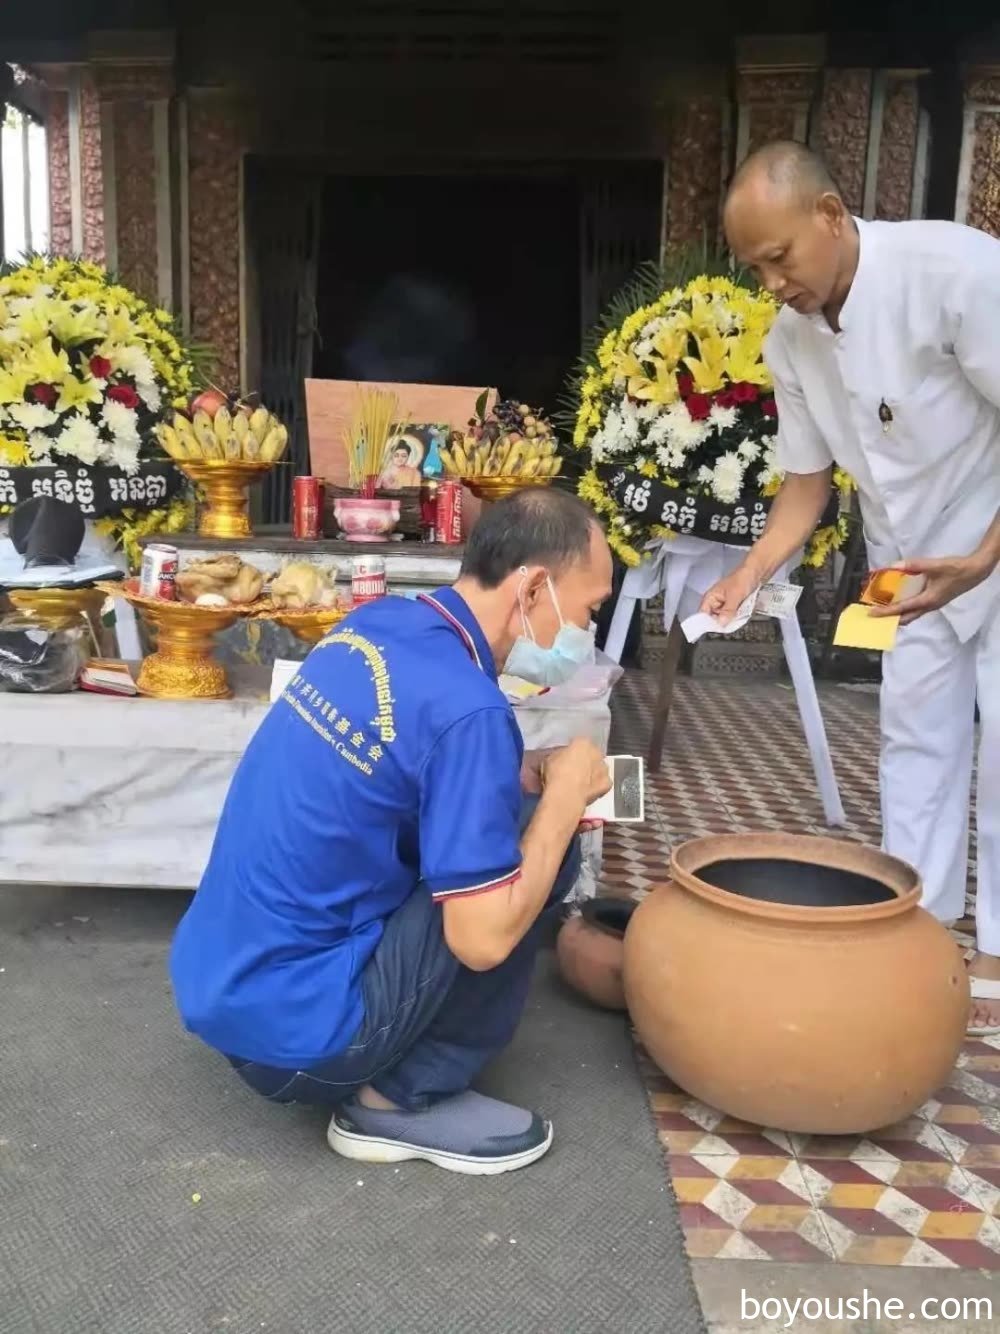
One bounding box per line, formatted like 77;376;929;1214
503;570;595;687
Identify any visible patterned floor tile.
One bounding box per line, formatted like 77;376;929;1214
612;669;990;1268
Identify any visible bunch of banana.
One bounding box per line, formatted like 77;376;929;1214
154;402;289;466
439;433;562;479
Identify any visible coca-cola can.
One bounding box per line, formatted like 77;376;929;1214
351;554;387;605
139;542;178;600
419;479;439;541
435;479;462;545
292;475;322;540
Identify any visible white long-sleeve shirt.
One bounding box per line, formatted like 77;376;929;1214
766;216;1000;642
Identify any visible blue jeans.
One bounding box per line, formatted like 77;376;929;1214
232;796;581;1111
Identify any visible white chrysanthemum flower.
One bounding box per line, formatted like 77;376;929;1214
8;402;58;430
646;413;672;447
590;406;631;463
101;399;141;445
104;437;141;473
634;338;654;359
664;400;711;449
696;465;713;485
710;451;745;504
636;401;661;423
709;404;738;431
109;344;155;385
28;430;53;457
639;316;667;340
738;437;761;462
136;380;162;413
620;398;641;441
56;412;102;465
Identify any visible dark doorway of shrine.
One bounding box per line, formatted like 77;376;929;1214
244;158;663;522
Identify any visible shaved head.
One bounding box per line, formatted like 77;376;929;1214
724;141;857;321
728;141;842;210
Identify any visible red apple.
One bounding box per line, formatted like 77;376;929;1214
190;388;229;418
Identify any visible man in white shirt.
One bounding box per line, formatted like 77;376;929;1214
702;141;1000;1034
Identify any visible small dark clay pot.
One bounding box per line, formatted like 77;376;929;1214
556;896;638;1011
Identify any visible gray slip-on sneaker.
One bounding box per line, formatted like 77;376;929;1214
327;1090;553;1175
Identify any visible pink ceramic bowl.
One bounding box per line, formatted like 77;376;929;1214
333;497;400;541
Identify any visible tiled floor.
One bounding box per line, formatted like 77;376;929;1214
601;668;998;1270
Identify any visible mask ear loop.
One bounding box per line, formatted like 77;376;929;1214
517;566;536;643
545;574;568;630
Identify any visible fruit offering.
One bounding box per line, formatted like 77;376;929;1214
154;388;289;466
439;398;563;480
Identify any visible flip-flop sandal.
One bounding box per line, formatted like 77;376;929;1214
967;977;1000;1037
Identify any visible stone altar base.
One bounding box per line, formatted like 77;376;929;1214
1;666;610;897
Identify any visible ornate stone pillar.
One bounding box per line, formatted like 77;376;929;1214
86;32;176;303
661;77;730;252
868;71;928;221
782;63;929;222
955;65;1000;238
183;90;245;390
734;36;825;167
41;81;73;256
32;63;106;262
812;69;872;213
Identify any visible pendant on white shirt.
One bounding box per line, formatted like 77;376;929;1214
878;399;893;433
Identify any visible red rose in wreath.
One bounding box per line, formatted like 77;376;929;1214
28;383;58;408
107;384;141;409
686;393;712;421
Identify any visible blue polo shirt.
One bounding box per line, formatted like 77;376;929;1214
169;586;524;1068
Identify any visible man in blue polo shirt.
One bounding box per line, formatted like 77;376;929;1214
170;488;613;1175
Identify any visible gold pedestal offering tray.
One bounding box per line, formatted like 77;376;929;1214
8;585;109;634
179;459;273;540
462;475;554;503
96;580;257;700
438;397;562;504
155;395;289;540
268;605;349;645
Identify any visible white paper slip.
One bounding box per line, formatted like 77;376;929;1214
584;755;645;824
269;658;299;703
681;589;757;643
682;579;803;643
755;580;803;619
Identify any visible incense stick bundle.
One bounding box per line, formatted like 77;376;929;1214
343;386;409;496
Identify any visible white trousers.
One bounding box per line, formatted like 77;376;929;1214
880;597;999;954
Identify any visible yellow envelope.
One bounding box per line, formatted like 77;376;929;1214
833;602;900;652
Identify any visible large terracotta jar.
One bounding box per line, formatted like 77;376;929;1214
623;833;969;1135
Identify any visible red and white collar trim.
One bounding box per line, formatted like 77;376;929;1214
418;593;484;671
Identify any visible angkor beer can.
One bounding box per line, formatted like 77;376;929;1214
435;479;462;545
139;543;179;600
292;475;322;540
351;554;386;605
